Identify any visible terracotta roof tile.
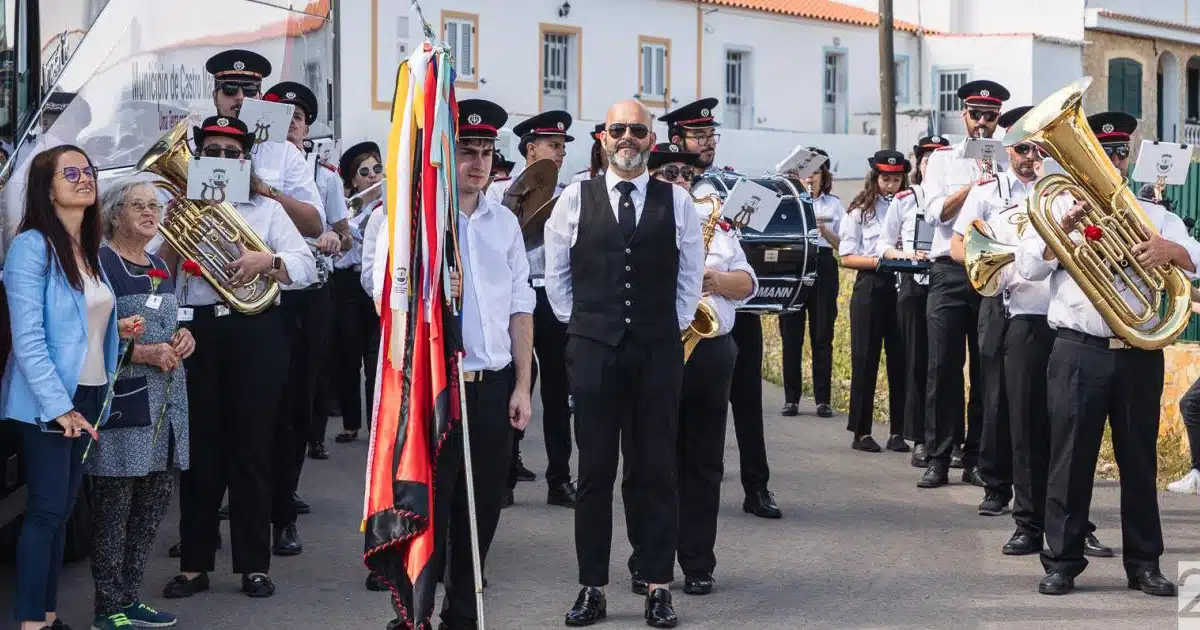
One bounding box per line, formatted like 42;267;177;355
1095;9;1200;36
698;0;926;33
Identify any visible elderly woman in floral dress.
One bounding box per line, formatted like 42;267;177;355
86;175;195;630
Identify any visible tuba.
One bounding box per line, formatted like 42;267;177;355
1005;77;1191;349
682;194;725;362
136;118;280;314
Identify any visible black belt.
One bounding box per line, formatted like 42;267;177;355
184;303;275;318
1008;313;1048;322
933;256;955;263
1056;328;1132;350
463;363;514;383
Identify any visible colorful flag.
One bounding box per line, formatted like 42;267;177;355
362;41;464;629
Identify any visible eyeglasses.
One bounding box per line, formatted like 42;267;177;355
606;123;650;139
684;132;721;146
201;147;245;159
218;81;260;98
1104;145;1131;160
656;165;694;182
57;166;98;183
1012;143;1048;159
358;164;384;177
967;109;999;123
120;200;163;215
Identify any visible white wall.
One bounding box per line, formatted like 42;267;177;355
839;0;1085;40
924;34;1036;103
1031;39;1086;102
1086;0;1200;26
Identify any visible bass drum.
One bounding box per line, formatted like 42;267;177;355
691;172;819;313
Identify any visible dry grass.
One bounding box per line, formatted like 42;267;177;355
760;269;1193;488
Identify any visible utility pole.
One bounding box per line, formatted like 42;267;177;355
879;0;897;150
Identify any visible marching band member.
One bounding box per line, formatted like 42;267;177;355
917;79;1011;488
627;142;755;598
663;97;781;519
547;99;704;628
779;147;843;418
492;150;515;181
1014;111;1194;596
839;150;907;453
161;116;316;599
879;135;950;466
572;123;607;183
488;110;577;508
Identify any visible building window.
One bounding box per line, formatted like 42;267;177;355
936;70;968;111
725;49;749;129
441;11;478;85
638;36;670;105
823;50;847;134
894;57;910;104
397;15;410;61
1108;57;1143;118
539;25;582;115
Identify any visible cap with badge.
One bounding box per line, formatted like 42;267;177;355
264;81;318;124
659;97;721;130
340;141;382;188
912;135;950;160
493;150;515;174
1087;112;1137;145
956;80;1010;109
193;115;254;153
648;143;700;170
592;122;605;141
458;99;508;141
513;110;573;157
869;149;911;174
997;106;1032;130
206;49;272;82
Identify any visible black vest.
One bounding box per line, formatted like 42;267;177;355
568;176;679;346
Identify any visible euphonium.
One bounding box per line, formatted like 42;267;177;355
1004;76;1191;350
682;194;725;363
963;218;1018;297
136;118;280;315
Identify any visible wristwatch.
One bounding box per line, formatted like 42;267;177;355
271;255;283;272
266;185;281;199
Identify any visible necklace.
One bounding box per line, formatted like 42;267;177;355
110;239;151;266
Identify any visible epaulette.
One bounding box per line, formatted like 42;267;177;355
896;189;914;199
936;146;953;151
492;176;511;182
975;176;996;186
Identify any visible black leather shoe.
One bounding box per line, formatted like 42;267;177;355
548;480;578;508
644;588;678;628
910;443;929;468
1038;571;1074;595
631;572;648;595
917;463;948;488
1084;533;1114;557
885;435;910;452
1127;568;1177;596
683;574;713;595
949;445;965;469
851;435;881;453
565;587;606;626
501;489;514;508
780;403;799;416
743;489;782;519
366;572;388;591
163;573;209;598
962;466;985;488
978;490;1011;516
273;523;303;556
241;573;276;598
293;492;311;515
1002;532;1042;556
815;403;833;418
307;441;329;460
514;455;536;482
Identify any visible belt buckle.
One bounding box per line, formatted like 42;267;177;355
1108;338;1129;350
463;370;480;383
531;278;546;288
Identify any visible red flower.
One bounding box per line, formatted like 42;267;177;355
146;268;169;280
1083;225;1104;241
182;260;203;277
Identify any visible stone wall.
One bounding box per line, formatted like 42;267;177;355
1161;343;1199;467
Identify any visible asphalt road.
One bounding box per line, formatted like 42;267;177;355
2;380;1197;629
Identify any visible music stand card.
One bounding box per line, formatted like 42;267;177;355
186;157;251;204
1131;140;1193;186
776;146;827;180
238;98;294;145
723;179;781;233
305;136;337;171
963;137;1003;163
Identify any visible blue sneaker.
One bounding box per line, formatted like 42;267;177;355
120;603;177;628
90;613;133;630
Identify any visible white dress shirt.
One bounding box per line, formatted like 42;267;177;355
811;193;846;250
878;184;929;285
251;139;325;219
922;139;1011;259
953;171;1042;314
457;192;537;371
1015;193;1200;337
315;161;348;225
839;196;890;258
701;222;758;336
176;194;317;306
337;199;382;272
543;169;706;331
361;203;386;299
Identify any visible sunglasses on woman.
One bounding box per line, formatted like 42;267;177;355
607;123;650;139
58;166;98;182
359;164;384;177
218;81;260;98
656;165;694;182
201;147;245;159
967;109;999;123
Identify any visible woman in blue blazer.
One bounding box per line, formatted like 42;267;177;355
2;145;138;630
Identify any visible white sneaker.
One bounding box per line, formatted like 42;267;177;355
1167;468;1200;494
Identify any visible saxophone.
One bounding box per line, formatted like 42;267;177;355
681;194;725;363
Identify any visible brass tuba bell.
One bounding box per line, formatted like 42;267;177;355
136;118;280;315
963;218;1019;298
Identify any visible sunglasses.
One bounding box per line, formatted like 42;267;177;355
218;81;260;98
656;165;694;182
120;200;163;214
359;164;384;178
1012;143;1048;159
967;109;999;123
1104;145;1131;160
58;166;98;183
607;123;650;139
201;147;245;159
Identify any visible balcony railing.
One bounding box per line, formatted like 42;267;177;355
1184;122;1200;146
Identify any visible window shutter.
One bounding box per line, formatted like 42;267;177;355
1127;61;1142;118
461;24;474;78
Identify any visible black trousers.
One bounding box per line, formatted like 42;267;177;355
977;296;1011;493
509;288;572;489
434;366;515;627
846;270;904;436
779;249;838;405
729;313;771;494
626;334;737;580
897;276;929;443
327;267;380;433
179;306;288;575
1041;331;1164;578
1005;315;1053;536
924;261;982;466
569;333;683;586
271;286;333;527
